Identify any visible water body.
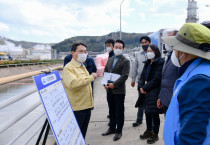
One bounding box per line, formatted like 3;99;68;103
0;71;62;102
0;78;35;102
0;71;62;145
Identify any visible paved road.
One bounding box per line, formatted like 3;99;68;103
85;77;165;145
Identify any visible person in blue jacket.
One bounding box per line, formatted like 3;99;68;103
162;23;210;145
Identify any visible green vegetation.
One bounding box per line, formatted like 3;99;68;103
52;32;152;53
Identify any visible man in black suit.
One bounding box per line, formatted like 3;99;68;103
102;40;130;141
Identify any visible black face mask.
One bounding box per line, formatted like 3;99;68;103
142;45;149;51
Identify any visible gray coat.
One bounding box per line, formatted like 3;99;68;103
158;52;179;107
104;54;130;94
131;50;147;82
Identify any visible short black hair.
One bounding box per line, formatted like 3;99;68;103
105;39;115;46
71;42;87;52
149;44;161;58
115;40;125;48
201;21;210;29
140;36;151;43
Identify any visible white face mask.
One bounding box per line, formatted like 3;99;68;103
147;52;155;59
171;51;184;67
165;44;172;52
106;47;112;52
77;54;87;63
114;49;123;56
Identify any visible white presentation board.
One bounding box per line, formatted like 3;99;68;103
33;70;86;145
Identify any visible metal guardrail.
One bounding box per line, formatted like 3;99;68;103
0;61;63;68
0;100;42;134
7;112;45;145
0;66;63;145
0;87;37;110
0;66;63;85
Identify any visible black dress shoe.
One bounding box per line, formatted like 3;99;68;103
132;121;142;127
113;133;122;141
102;129;115;136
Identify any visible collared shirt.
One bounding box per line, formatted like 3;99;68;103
77;61;83;66
61;58;94;111
112;56;120;67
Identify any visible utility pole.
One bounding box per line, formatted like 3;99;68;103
120;0;125;40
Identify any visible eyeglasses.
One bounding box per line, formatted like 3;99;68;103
75;50;88;54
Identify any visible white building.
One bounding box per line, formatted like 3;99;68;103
30;44;52;60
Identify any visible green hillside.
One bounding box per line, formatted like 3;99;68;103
52;32;152;53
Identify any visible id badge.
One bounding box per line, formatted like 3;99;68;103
145;81;147;84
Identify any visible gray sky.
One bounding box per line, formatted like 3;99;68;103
0;0;209;43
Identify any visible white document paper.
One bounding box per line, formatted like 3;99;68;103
101;72;121;85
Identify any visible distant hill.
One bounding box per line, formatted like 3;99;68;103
52;32;152;53
1;31;152;53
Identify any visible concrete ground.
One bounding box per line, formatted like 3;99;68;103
85;77;165;145
42;76;165;145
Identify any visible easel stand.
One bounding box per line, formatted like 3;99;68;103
35;118;50;145
36;69;52;145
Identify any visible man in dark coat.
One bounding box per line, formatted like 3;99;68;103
102;40;130;141
104;39;115;120
157;44;179;114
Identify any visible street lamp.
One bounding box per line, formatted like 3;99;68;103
120;0;125;40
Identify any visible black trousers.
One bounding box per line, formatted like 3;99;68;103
107;91;125;133
145;113;160;134
74;108;91;138
163;105;168;116
107;92;111;118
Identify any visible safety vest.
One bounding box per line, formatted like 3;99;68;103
163;58;210;145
